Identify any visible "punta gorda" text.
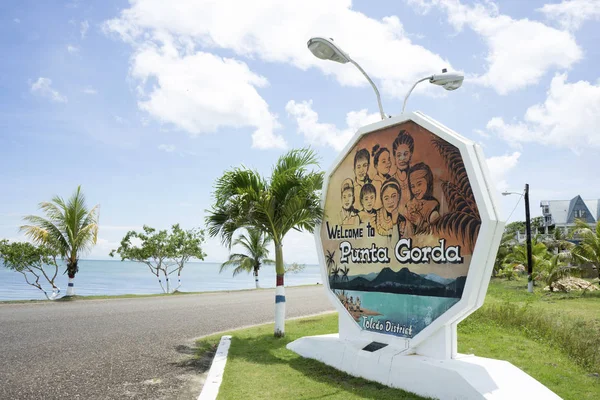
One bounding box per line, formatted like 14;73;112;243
339;238;463;264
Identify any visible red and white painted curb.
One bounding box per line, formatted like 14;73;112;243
197;335;232;400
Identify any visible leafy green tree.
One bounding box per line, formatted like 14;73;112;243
0;240;61;299
20;186;99;296
220;228;274;288
504;221;525;237
284;262;306;274
571;219;600;286
206;148;323;337
110;224;206;293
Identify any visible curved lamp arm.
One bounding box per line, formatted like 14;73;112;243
348;59;385;120
402;76;431;114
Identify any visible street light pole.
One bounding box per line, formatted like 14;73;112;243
524;183;534;293
502;184;534;293
306;37;464;119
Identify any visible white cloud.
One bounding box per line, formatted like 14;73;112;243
282;230;318;265
286;100;380;151
104;0;452;99
158;144;176;152
89;237;120;259
130;42;286;149
80;20;89;38
407;0;582;94
30;77;67;103
67;44;79;53
538;0;600;31
83;87;97;95
485;151;521;192
485;73;600;151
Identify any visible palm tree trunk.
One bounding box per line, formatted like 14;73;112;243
66;277;75;296
254;268;260;289
274;242;285;337
66;261;77;296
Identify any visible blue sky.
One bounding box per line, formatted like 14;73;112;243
1;0;599;263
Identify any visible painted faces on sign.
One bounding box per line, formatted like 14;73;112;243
361;186;376;212
382;183;400;214
375;148;392;177
321;121;480;339
395;144;412;172
342;187;354;210
410;170;428;200
354;149;370;184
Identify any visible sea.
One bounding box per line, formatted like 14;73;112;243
0;260;323;301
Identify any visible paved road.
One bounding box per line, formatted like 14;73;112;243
0;286;333;399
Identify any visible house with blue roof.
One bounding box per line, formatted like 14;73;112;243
540;196;600;232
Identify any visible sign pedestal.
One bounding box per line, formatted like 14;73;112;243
297;112;560;399
287;333;561;399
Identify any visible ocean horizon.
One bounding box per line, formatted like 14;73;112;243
0;259;323;301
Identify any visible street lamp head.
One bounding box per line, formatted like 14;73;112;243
429;71;464;91
307;37;349;64
501;191;511;196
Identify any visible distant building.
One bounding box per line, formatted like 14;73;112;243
540;195;599;232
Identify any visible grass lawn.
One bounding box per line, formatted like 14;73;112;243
197;279;600;400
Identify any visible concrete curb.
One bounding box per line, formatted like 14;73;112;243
197;335;232;400
194;311;336;399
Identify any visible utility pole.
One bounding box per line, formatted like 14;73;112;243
524;183;533;293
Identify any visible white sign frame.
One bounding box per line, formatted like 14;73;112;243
314;111;504;357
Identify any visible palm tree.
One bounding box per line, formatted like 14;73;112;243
542;253;580;292
571;219;600;286
20;186;99;296
206;148;323;337
504;237;550;283
494;233;516;276
220;228;274;289
543;228;574;254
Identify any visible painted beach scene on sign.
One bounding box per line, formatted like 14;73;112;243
321;120;481;338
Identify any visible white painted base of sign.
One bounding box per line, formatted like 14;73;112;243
287;334;560;400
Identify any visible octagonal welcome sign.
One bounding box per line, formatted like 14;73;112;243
320;114;482;340
289;112;561;399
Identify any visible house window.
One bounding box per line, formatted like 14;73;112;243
574;210;586;218
542;206;549;214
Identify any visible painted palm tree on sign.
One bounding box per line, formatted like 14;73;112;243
332;266;341;282
220;228;274;289
20;186;99;296
341;265;350;282
206;148;323;337
325;249;336;278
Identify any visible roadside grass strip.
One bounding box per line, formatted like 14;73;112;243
195;280;600;400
